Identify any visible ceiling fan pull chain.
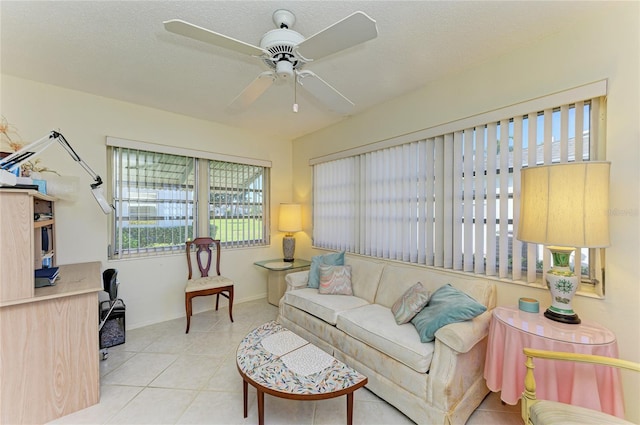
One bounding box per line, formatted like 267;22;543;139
293;74;299;113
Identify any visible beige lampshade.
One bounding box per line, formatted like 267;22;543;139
279;203;302;233
517;162;610;248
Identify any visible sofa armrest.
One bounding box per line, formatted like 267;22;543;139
285;270;310;291
434;309;493;354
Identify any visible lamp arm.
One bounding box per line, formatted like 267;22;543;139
0;133;53;170
0;130;113;214
53;131;102;188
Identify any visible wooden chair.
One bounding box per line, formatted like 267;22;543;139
185;237;234;333
522;347;640;425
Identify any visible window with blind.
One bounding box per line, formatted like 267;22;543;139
312;82;606;289
209;160;268;248
107;138;270;259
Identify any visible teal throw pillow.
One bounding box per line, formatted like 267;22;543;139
410;283;487;343
308;251;345;289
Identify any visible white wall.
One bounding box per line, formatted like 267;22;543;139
0;75;291;328
292;3;640;422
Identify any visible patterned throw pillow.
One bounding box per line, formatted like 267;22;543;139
308;251;346;289
391;282;431;325
318;264;353;295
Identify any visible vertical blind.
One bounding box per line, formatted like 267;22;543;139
111;147;197;258
107;137;272;259
209;160;269;248
313;84;605;284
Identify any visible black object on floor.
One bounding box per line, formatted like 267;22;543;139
99;269;126;355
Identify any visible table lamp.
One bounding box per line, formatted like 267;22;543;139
279;203;302;262
517;162;610;324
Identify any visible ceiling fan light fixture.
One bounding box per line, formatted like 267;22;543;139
276;60;294;79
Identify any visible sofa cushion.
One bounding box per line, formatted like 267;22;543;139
411;284;487;343
337;303;435;373
308;251;345;288
375;263;494;309
391;282;431;325
318;265;353;295
282;288;369;325
344;256;385;303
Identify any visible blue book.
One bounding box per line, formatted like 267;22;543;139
41;228;49;252
35;267;59;288
35;267;59;280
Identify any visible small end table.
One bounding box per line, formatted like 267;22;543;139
484;306;624;417
254;258;311;306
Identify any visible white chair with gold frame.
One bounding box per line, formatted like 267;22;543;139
522;348;640;425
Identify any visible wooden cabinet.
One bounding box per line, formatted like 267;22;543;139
0;189;37;302
0;189;56;303
0;189;102;424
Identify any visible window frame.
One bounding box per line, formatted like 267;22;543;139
106;137;271;259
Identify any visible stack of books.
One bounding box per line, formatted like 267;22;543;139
35;267;59;288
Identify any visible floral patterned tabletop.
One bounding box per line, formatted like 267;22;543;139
236;321;367;396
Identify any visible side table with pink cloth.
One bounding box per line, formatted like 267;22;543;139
484;306;624;418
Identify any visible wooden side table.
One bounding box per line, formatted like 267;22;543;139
254;259;311;306
484;306;624;418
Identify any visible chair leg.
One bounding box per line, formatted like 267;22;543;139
228;287;234;323
215;293;220;311
185;294;192;334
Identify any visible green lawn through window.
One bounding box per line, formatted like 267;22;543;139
211;218;263;243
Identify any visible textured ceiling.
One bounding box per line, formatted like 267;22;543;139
0;1;612;140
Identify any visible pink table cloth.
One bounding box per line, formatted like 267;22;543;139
484;306;624;418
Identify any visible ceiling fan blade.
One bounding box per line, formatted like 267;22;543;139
163;19;267;57
295;11;378;61
227;71;276;112
297;71;354;114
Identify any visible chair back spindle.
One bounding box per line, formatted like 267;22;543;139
186;237;221;279
195;244;213;278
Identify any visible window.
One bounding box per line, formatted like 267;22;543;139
107;138;271;259
312;81;606;291
209;160;268;248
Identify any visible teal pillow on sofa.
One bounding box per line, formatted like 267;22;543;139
308;251;345;289
410;283;486;343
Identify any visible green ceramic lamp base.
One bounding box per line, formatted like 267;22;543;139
545;246;581;325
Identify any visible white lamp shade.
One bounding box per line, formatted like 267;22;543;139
279;203;302;233
517;162;610;248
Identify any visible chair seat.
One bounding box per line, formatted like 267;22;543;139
186;275;234;293
530;401;632;425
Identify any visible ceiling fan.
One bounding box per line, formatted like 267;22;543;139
163;9;378;114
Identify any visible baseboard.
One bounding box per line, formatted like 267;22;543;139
126;294;268;330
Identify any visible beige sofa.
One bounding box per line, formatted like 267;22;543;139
277;254;497;425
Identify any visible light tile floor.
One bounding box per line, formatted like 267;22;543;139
49;298;522;425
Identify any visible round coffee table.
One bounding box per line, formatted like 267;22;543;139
236;321;368;425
